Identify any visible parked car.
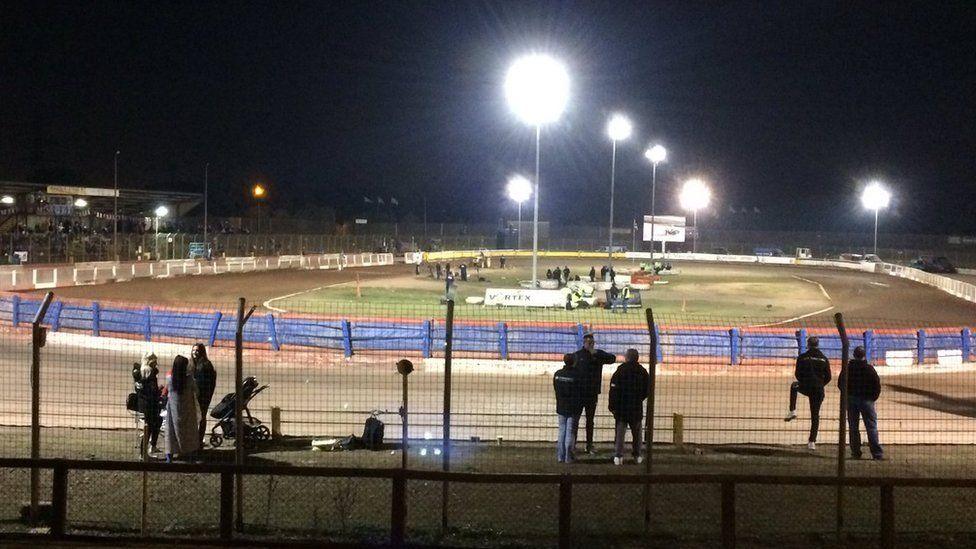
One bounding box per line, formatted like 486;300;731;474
753;247;784;257
910;256;957;274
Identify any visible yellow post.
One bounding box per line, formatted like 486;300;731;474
672;413;684;449
271;406;281;438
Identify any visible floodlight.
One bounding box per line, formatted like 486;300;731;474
679;178;711;212
506;175;532;204
0;196;14;205
861;181;890;211
607;113;633;141
504;54;570;126
645;144;667;164
154;205;169;217
74;198;88;208
252;184;267;199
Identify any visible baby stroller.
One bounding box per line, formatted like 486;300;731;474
209;376;271;449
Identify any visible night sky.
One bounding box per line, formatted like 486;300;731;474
2;2;974;233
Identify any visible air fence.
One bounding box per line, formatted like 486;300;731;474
0;295;974;545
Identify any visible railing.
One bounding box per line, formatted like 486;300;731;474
1;457;970;547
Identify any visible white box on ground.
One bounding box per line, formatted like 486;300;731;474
885;350;915;367
484;288;566;308
937;349;963;366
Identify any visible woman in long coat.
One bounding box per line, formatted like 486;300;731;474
163;355;201;461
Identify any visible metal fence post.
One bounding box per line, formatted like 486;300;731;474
559;476;572;549
30;291;54;523
880;484;895;549
721;481;736;548
962;328;972;362
441;299;454;533
220;471;234;540
834;312;850;536
643;307;658;533
391;470;406;547
729;328;740;365
916;329;926;365
51;461;68;537
235;298;256;533
498;322;508;359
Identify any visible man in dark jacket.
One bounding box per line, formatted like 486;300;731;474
839;346;884;460
553;353;582;463
192;343;217;447
573;333;618;453
589;266;596;281
608;349;649;465
785;336;832;450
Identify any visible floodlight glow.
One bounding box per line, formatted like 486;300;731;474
74;198;88;208
506;175;533;204
607;113;633;141
861;181;890;211
504;54;570;126
679;178;711;212
252;184;267;199
0;196;13;205
645;144;667;164
154;205;169;217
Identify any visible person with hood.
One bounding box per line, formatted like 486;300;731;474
589;266;596;281
132;352;163;453
562;266;570;283
163;355;201;462
192;343;217;447
573;333;618;454
839;346;884;460
785;336;832;450
608;349;649;465
553;353;582;463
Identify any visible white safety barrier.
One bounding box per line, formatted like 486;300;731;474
0;252;394;292
880;262;976;304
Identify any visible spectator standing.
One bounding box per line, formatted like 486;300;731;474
839;346;884;460
608;349;649;465
163;355;201;462
785;337;832;450
573;334;617;454
192;343;217;447
132;353;163;453
589;266;596;281
553;353;582;463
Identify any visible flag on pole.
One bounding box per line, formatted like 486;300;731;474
377;197;384;205
391;197;399;206
363;196;372;204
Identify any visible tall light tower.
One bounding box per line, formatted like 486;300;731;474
606;113;633;265
506;175;533;250
644;144;667;259
679;178;711;254
861;181;891;256
113;150;120;260
504;54;569;286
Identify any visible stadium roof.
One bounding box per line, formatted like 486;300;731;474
0;181;202;216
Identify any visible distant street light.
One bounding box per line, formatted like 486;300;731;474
606;113;632;264
861;181;891;256
252;183;267;233
74;198;88;208
679;178;711;254
643;144;667;259
1;196;14;205
506;175;533;250
505;53;569;286
154;205;169;260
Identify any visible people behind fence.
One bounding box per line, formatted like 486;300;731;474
573;333;618;454
553;353;583;463
608;349;649;465
784;336;831;450
132;352;163;454
163;355;201;462
192;343;217;447
840;346;884;460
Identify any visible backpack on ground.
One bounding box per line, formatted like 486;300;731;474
361;415;384;450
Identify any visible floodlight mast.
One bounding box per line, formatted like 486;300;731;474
606;114;633;265
506;175;532;250
679;178;711;254
504;54;569;286
644;145;667;260
861;181;891;256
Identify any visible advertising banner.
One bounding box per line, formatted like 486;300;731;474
642;215;686;242
484;288;567;308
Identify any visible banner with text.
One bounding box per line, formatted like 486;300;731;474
484;288;567;308
642;215;686;242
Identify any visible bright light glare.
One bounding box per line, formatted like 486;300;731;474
504;54;570;126
861;181;891;211
506;175;533;204
252;184;267;198
607;113;633;141
645;144;667;164
0;196;13;205
74;198;88;208
154;205;169;217
679;179;711;212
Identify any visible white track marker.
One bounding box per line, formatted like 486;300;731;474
868;281;889;287
791;275;832;301
263;281;351;313
748;306;836;328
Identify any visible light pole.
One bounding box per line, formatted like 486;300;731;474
644;145;667;259
679;178;711;254
506;175;532;250
606;113;633;265
113;150;120;260
860;181;891;256
204;163;209;248
154;205;169;260
504;54;569;286
251;184;267;234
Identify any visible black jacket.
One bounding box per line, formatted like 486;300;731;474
608;361;649;419
194;358;217;409
553;366;583;417
575;348;618;396
839;359;881;401
794;348;831;392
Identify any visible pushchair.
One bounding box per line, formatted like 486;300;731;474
208;376;271;449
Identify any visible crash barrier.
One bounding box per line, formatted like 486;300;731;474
2;295;971;367
0;252;394;292
881;262;976;304
2;457;965;547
